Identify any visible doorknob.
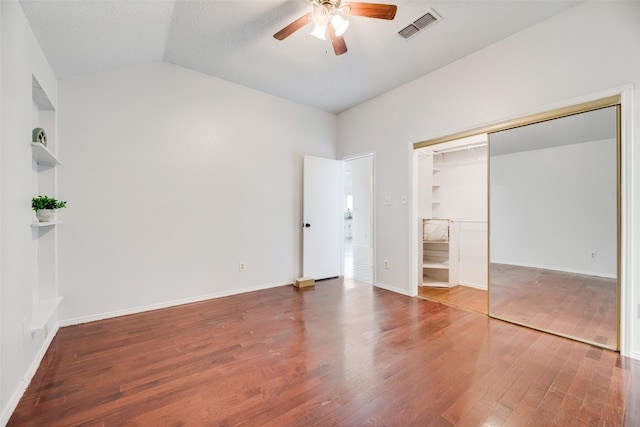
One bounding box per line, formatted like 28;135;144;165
303;223;311;228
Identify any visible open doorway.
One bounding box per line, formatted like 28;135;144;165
415;135;488;313
343;155;374;283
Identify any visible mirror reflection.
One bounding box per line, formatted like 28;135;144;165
488;106;618;349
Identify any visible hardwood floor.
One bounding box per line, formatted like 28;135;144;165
490;263;618;349
418;285;488;315
9;278;639;426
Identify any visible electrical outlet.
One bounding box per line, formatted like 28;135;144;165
384;260;389;269
239;262;245;272
590;251;597;260
384;196;391;206
401;195;407;205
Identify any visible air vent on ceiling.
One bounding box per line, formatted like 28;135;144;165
398;9;442;40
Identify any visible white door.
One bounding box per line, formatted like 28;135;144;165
303;155;342;280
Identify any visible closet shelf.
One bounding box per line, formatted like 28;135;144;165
423;261;449;269
422;277;449;286
31;142;61;166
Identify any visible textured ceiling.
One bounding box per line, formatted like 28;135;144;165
20;0;580;113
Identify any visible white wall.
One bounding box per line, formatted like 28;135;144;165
1;0;60;423
57;62;337;324
337;1;640;357
491;139;617;277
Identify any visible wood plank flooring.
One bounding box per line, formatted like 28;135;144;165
418;285;488;314
490;263;618;349
9;278;639;426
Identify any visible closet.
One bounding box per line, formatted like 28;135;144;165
417;136;488;291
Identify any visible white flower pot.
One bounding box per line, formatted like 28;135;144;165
36;209;55;222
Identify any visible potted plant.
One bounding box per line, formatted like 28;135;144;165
32;195;67;222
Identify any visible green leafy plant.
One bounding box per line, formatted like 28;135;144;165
32;195;67;211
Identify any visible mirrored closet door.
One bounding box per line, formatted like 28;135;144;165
488;106;619;350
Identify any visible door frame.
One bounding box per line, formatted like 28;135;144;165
341;152;376;284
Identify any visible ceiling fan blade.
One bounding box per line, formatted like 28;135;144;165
343;2;397;20
273;13;313;40
328;23;348;56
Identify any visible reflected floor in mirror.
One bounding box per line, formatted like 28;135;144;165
418;284;488;315
490;263;617;348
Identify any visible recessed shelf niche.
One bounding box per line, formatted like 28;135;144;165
31;75;62;333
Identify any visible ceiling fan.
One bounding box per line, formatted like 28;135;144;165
273;0;398;56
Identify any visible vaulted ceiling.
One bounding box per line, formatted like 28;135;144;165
20;0;580;113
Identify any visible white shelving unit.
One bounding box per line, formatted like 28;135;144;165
431;156;443;218
31;75;62;334
422;240;451;287
421;218;458;287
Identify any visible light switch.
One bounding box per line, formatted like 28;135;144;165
401;195;407;205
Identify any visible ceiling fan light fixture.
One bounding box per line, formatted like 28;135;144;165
310;24;327;40
331;14;349;36
312;4;331;26
274;0;399;56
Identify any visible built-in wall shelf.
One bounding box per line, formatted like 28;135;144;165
31;142;61;166
431;155;443;218
31;296;63;331
422;218;455;288
31;221;62;227
31;76;64;337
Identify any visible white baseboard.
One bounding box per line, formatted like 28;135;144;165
374;281;412;296
630;350;640;361
59;280;293;327
459;281;488;291
1;322;59;426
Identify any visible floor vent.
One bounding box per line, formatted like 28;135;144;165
398;10;441;40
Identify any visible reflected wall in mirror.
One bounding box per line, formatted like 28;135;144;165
489;106;618;350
